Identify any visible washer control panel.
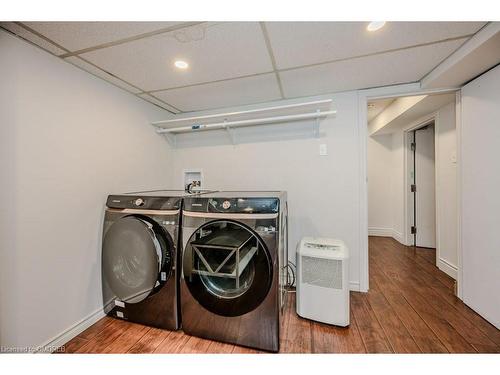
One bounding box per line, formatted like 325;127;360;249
106;195;181;210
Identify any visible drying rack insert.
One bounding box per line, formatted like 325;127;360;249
191;225;258;290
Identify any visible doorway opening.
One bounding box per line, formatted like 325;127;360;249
366;91;459;292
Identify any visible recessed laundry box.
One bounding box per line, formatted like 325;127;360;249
296;237;349;327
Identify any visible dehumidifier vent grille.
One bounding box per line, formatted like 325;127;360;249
301;256;342;289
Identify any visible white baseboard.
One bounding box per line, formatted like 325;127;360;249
349;281;361;292
368;227;393;237
35;307;105;353
438;258;458;280
391;230;405;245
368;227;405;245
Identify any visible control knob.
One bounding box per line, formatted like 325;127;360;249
134;198;145;207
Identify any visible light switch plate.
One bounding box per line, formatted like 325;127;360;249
451;152;457;163
319;143;328;156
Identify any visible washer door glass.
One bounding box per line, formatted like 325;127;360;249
103;215;170;304
183;220;273;317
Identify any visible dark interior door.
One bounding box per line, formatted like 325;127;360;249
411;125;436;248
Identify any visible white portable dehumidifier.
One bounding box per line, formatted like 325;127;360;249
296;237;349;326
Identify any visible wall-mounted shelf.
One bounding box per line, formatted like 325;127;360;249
151;99;336;145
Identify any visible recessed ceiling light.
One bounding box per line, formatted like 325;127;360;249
174;60;189;69
367;21;386;32
367;103;376;109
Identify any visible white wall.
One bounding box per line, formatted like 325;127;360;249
460;64;500;328
390;131;406;242
367;134;396;236
367;127;405;244
435;102;458;277
0;31;173;349
367;101;458;277
169;92;363;290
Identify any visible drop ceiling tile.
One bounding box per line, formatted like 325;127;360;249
80;22;274;92
280;38;467;98
153;73;282;112
266;21;485;69
65;56;142;94
138;94;181;113
23;22;180;52
0;22;67;55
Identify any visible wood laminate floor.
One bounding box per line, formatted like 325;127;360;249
61;237;500;353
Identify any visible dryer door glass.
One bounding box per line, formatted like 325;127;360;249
103;216;171;304
183;220;273;317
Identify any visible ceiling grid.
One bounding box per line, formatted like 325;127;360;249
0;21;487;113
57;22;207;58
259;22;285;99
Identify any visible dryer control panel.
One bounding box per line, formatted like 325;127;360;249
184;197;279;214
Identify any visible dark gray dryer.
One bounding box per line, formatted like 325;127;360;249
181;191;288;352
101;190;212;330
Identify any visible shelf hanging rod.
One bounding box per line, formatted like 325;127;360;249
156;110;337;134
152;99;333;127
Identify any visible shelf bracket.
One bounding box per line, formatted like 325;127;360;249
224;119;236;145
163;133;177;148
313;109;320;138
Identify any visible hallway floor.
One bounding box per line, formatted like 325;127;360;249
61;237;500;353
